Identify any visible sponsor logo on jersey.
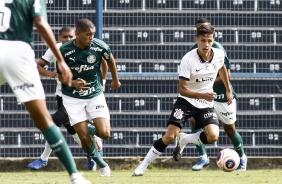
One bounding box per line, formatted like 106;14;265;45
215;94;225;99
96;105;105;109
196;68;202;72
64;50;76;57
13;83;34;90
70;65;94;73
87;55;96;63
104;52;110;60
90;47;103;52
173;109;184;120
196;77;213;82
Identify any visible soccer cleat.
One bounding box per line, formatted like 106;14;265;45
86;154;95;170
100;165;111;177
70;173;91;184
132;167;145;177
192;157;210;171
172;132;187;161
92;135;103;151
236;155;247;171
27;158;48;170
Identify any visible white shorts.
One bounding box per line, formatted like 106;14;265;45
62;93;110;126
0;40;45;103
214;99;237;125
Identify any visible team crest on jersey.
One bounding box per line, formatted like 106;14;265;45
87;55;96;63
173;109;184;119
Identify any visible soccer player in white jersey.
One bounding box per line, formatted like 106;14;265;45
27;26;104;171
0;0;90;183
133;24;233;176
187;18;248;171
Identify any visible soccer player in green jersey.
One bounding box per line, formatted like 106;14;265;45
57;18;121;177
187;18;247;171
0;1;90;183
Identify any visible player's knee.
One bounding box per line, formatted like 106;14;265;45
99;130;111;140
207;134;218;143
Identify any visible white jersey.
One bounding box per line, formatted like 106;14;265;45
178;48;225;108
41;42;62;96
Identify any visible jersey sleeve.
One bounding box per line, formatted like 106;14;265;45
179;55;191;81
31;0;47;19
41;48;55;64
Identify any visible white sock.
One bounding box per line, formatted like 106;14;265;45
137;146;162;171
182;131;203;145
200;154;208;160
40;141;52;161
72;133;82;147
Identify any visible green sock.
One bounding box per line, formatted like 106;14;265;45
231;132;245;157
88;124;97;136
85;142;107;168
43;124;77;175
191;128;206;156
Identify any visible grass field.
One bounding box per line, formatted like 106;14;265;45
0;168;281;184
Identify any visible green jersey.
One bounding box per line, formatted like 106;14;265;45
0;0;47;48
59;38;111;99
189;41;237;102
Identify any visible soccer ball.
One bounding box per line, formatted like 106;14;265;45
216;148;240;172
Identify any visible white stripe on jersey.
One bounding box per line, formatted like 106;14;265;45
178;48;225;108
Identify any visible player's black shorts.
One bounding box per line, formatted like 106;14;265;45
168;97;219;130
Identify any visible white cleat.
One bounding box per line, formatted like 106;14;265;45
100;165;111;177
70;173;91;184
172;132;187;161
92;135;103;151
132;167;145;176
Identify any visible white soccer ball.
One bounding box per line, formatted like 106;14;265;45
216;148;240;172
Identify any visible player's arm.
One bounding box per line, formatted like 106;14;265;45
101;58;108;91
33;16;72;86
218;65;233;104
37;59;58;78
107;54;121;90
179;78;215;102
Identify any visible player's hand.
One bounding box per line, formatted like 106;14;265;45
73;78;90;91
110;80;121;90
49;70;58;78
203;92;216;102
226;91;233;105
57;62;72;86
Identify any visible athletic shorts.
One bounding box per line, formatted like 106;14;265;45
214;99;237;125
168;97;219;130
0;40;45;103
62;93;110;126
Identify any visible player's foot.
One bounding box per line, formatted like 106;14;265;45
236;155;247;171
192;157;210;171
27;158;48;170
86;154;95;170
70;173;91;184
172;132;187;161
132;167;145;176
92;135;102;151
100;165;111;176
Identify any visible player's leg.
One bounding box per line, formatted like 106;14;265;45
173;106;219;161
87;93;111;176
214;100;247;171
2;42;89;183
190;118;210;171
133;97;189;176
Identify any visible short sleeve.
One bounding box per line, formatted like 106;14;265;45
32;0;47;19
179;55;191;80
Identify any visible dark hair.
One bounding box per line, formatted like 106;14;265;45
59;26;74;36
76;19;95;32
196;18;211;25
196;25;215;38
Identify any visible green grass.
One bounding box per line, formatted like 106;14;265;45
0;169;281;184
